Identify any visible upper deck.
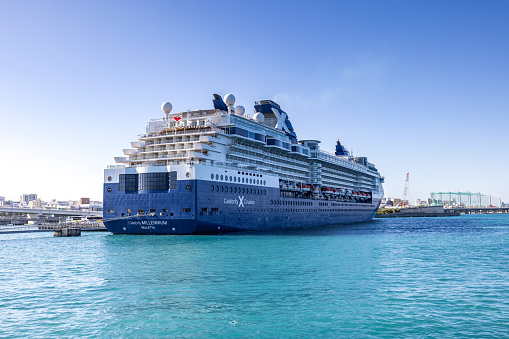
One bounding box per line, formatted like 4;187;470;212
110;93;383;192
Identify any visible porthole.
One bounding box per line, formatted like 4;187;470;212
234;177;237;182
211;185;214;191
221;186;224;192
220;175;223;181
107;176;112;181
242;178;245;183
229;176;232;181
186;172;190;178
216;185;219;191
107;187;112;193
263;180;266;185
216;174;219;180
230;187;233;193
185;184;190;190
210;174;214;180
234;187;237;193
242;188;245;193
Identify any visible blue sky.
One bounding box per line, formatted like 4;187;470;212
0;0;508;203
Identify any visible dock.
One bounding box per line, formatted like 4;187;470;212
0;222;107;234
376;206;460;218
54;227;81;237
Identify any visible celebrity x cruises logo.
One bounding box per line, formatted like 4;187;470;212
223;196;255;207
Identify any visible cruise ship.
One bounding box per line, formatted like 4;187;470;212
103;93;384;234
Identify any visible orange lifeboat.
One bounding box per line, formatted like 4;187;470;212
298;183;310;192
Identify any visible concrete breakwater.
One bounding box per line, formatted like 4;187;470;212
376;206;460;218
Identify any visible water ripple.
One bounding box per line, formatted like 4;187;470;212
1;215;508;337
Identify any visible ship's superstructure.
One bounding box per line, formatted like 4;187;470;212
103;94;384;234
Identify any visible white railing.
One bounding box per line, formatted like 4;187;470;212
138;123;220;139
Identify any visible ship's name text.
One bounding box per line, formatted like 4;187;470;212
128;220;168;226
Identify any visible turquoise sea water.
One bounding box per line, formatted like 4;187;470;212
1;214;509;338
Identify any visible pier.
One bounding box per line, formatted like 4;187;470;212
0;222;107;234
448;207;509;214
0;206;102;225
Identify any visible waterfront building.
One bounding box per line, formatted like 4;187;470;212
20;194;37;207
27;199;42;209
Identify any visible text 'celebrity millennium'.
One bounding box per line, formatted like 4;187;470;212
103;94;385;234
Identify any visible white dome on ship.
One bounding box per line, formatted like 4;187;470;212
253;112;265;122
234;105;245;115
161;102;173;113
224;93;235;106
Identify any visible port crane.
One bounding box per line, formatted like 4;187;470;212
402;172;409;206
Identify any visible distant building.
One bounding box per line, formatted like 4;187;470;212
28;198;42;209
46;199;75;209
3;200;19;207
391;198;403;207
80;197;90;205
20;194;37;207
414;199;428;206
0;196;4;206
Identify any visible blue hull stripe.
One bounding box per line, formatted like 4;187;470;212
103;179;380;234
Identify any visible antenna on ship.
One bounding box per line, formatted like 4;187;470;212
224;93;235;114
234;105;245;116
161;101;173;120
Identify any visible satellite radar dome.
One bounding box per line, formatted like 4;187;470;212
224;93;235;106
253;112;265;122
161;102;173;113
234;105;245;115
